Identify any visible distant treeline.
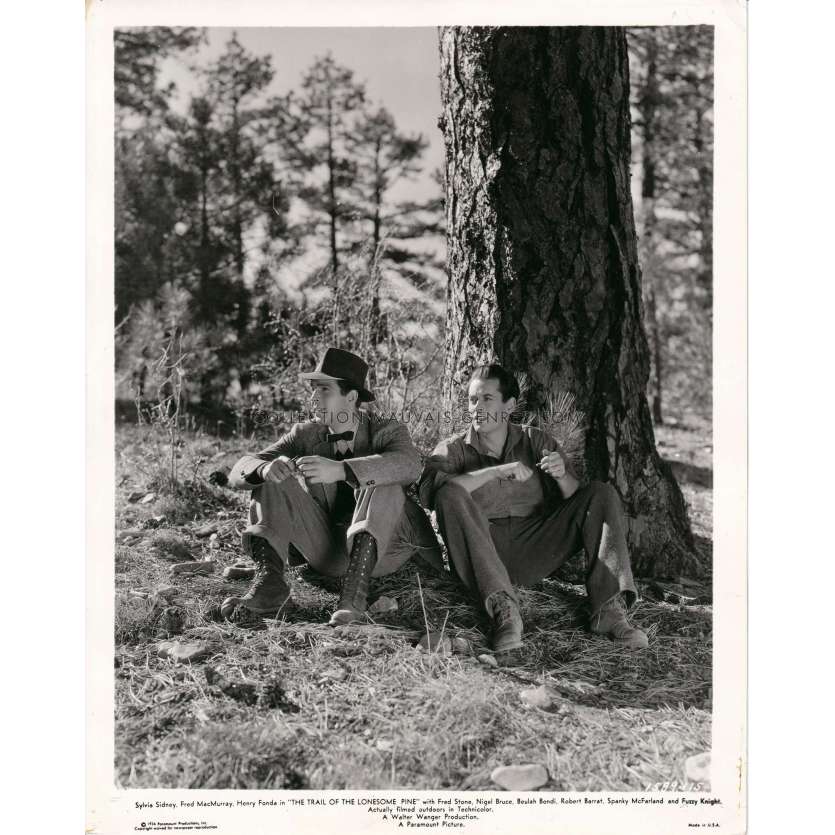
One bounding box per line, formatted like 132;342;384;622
115;28;446;421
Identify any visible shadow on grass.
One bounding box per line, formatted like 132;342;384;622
115;425;714;791
694;533;713;563
665;458;713;488
297;560;714;714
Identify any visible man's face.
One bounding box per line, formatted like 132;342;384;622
467;377;514;435
309;380;356;429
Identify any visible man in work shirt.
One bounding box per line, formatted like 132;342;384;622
222;347;441;626
418;364;648;654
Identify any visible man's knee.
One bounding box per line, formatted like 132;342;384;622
358;482;404;497
249;479;304;524
589;480;621;507
434;480;470;511
251;476;298;501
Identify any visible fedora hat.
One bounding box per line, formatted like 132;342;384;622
299;348;375;402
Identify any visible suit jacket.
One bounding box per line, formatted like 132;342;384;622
229;410;422;516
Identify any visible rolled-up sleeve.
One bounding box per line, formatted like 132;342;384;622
536;430;581;482
418;438;465;510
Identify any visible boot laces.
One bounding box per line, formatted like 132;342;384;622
593;593;631;632
492;593;516;627
346;549;372;580
242;562;273;600
251;562;270;587
602;593;627;615
340;537;376;608
251;537;273;565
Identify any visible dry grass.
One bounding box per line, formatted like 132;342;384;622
114;423;713;791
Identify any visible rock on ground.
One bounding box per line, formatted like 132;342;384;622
519;685;553;710
318;666;348;684
170;561;217;575
223;565;256;580
417;632;452;654
685;752;711;783
369;596;398;614
490;764;549;791
194;522;219;537
452;637;472;655
156;641;214;664
117;528;145;540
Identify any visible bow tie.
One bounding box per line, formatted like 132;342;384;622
326;430;355;443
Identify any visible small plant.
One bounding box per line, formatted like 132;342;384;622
136;328;189;489
148;530;193;562
516;375;587;478
114;593;161;644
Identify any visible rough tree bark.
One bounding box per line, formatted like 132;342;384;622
438;26;698;578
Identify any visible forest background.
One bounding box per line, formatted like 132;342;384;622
114;26;712;440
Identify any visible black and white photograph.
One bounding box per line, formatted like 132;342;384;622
112;21;714;791
86;2;746;831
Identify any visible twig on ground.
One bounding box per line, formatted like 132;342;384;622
416;572;431;639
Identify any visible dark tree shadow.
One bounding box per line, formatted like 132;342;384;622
665;458;713;488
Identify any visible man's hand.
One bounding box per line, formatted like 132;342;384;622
538;449;567;480
263;456;296;484
499;460;535;482
296;455;347;484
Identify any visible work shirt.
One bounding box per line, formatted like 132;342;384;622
418;422;579;519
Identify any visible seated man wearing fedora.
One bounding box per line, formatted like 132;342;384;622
221;348;441;626
419;363;648;655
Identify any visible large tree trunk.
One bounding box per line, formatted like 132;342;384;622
438;26;698;578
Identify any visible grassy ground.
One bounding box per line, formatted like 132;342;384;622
114;420;712;791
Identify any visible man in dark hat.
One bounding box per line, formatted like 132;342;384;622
221;348;442;625
419;364;648;655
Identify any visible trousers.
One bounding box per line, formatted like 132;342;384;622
433;480;638;616
242;475;442;578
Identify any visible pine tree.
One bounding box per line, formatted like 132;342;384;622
172;95;229;324
345;105;444;343
115;125;182;319
288;54;367;279
114;27;205;320
173;33;291;334
114;27;205;121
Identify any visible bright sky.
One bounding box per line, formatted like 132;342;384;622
159;27;445;205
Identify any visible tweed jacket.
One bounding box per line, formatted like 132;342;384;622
229;410;422;515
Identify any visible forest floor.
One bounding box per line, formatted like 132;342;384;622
113;417;713;792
